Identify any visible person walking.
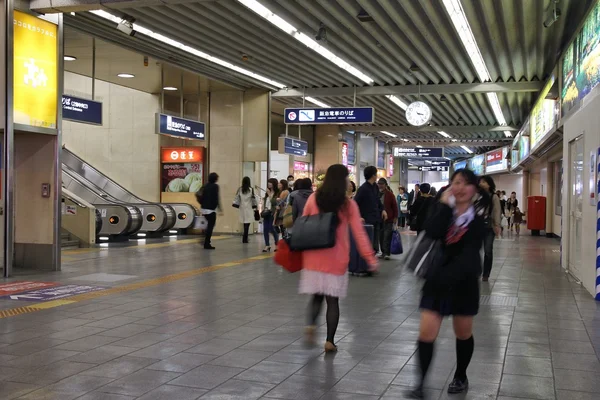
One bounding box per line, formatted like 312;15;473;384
506;192;518;231
354;166;385;253
262;178;280;252
477;175;502;281
412;168;485;398
199;172;221;250
347;181;357;199
397;186;409;228
410;183;434;233
234;176;258;244
299;164;378;352
377;178;398;259
275;179;290;236
289;178;313;222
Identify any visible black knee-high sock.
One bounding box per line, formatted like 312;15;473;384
417;340;434;387
325;296;339;344
309;295;324;326
454;336;474;381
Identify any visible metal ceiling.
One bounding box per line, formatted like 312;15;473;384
59;0;593;156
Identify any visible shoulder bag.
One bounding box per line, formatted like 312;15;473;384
405;231;444;280
289;212;338;251
232;189;241;208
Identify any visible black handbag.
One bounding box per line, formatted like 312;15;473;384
289;212;338;251
254;209;260;221
260;209;272;219
405;232;444;280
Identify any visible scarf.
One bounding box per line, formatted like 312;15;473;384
445;205;475;244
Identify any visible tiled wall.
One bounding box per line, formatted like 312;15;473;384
62;72;161;202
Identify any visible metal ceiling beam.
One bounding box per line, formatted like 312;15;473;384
344;125;518;133
272;81;543;98
30;0;203;13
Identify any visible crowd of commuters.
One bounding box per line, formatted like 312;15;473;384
196;165;522;397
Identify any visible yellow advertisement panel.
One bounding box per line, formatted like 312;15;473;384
13;10;58;129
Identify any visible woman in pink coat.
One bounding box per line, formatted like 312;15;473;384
299;164;378;352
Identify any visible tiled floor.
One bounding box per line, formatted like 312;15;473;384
0;232;598;400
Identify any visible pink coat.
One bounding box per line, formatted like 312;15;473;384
301;194;377;276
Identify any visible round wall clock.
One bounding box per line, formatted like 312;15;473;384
406;101;432;126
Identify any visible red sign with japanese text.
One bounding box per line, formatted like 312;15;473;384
0;281;58;296
161;147;204;163
388;154;394;177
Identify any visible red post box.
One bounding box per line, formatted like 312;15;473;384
527;196;546;236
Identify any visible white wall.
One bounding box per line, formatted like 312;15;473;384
562;87;600;298
269;151;290;181
62;72;161;201
407;170;421;186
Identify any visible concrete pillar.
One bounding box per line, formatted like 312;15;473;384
314;125;342;175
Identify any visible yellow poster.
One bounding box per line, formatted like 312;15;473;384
13;10;58;129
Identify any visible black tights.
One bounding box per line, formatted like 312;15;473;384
242;223;250;242
417;336;474;387
309;294;339;344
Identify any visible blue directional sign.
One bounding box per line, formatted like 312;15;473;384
393;147;444;158
418;160;450;172
283;137;308;156
156;113;205;140
62;95;102;125
284;107;374;125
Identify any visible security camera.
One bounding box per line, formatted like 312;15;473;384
315;23;327;41
117;20;135;36
544;2;561;28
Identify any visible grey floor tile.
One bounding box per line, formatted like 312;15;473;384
80;356;159;378
126;342;193;359
506;342;551;358
168;364;245;389
499;374;556;400
331;370;395;396
5;349;81;368
146;352;216;373
7;360;95;385
136;384;207;400
110;333;173;349
55;335;121;352
556;390;600;400
186;338;247;356
382;385;441;400
465;362;504;383
437;382;499;400
550;339;596;354
75;393;135;400
504;355;554;377
554;369;600;393
551;352;600;372
392;364;451;390
0;381;39;400
321;393;380;400
99;324;155;338
95;369;180;397
264;374;336;400
201;379;274;400
235;360;302;384
67;345;137;364
19;375;114;400
208;348;272;368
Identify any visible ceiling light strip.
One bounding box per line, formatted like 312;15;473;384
381;131;397;138
236;0;373;84
90;10;286;89
305;96;330;108
386;95;408;110
460;145;474;154
437;131;452;138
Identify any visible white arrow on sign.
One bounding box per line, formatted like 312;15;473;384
9;294;44;300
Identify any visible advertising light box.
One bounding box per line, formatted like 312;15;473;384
530;77;557;150
485;147;509;174
343;131;356;165
468;154;485;176
377;141;386;169
453;159;468;171
13;10;58;129
284;107;374;124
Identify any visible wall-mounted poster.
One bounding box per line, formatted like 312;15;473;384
376;141;386;169
468;154;485;176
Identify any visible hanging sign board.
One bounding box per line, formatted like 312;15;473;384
161;147;204;163
418;160;450;171
155;113;205;140
485;147;509;174
62;95;102;125
278;137;308;157
284;107;374;124
13;10;58;129
393;147;444;158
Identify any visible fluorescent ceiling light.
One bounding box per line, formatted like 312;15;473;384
386;95;408;110
460;145;474;154
486;92;506;125
237;0;373;84
117;73;135;78
305;96;330;108
163;86;178;91
416;145;423;148
381;131;397;138
402;138;409;142
503;130;513;138
438;131;452;138
452;139;458;142
90;10;286;89
64;55;77;61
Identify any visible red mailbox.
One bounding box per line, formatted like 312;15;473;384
527;196;546;235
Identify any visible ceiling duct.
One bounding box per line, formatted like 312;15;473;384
357;9;375;22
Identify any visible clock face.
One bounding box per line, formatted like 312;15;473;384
406;101;432;126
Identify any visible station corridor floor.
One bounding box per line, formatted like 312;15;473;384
0;233;598;400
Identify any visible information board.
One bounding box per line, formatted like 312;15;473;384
283;137;308;156
156;114;205;140
377;141;386;169
62;95;103;125
393;147;444;158
284;107;374;124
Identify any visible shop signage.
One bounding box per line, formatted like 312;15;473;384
283;137;308;156
284;107;374;124
393;147;443;158
13;10;58;129
388;154;394;177
161;163;203;192
156;114;205;140
530;77;556;150
161;147;204;163
485;147;509;173
341;142;349;166
0;281;58;296
377;141;386;169
62;95;102;125
293;161;308;172
4;285;106;301
343;131;356;165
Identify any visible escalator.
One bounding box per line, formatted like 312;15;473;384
62;147;197;231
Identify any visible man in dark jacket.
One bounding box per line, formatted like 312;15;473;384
410;183;434;233
377;178;399;259
289;178;313;221
354;166;385;252
199;172;221;249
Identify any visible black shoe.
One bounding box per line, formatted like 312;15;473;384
448;377;468;394
204;245;216;250
408;386;424;399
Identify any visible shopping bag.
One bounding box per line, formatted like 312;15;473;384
193;215;208;230
274;239;303;273
282;203;294;228
391;230;403;255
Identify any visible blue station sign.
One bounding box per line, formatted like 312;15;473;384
62;95;102;125
155;114;205;140
418;160;450;172
283;137;308;156
284;107;374;125
393;147;444;158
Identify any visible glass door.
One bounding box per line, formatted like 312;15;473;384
568;137;584;279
